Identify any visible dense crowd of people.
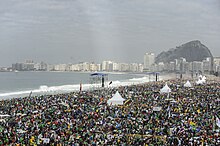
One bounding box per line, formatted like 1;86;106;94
0;78;219;145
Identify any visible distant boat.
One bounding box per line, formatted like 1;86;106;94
14;70;19;73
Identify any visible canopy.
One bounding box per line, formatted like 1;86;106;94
184;80;192;87
90;73;107;76
160;84;171;93
198;75;203;79
107;91;125;105
196;75;206;85
196;79;204;85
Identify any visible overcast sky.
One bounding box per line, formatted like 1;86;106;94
0;0;219;66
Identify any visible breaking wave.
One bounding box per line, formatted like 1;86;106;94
0;75;162;99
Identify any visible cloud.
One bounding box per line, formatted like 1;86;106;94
0;0;219;66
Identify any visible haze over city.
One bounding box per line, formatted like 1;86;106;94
0;0;220;66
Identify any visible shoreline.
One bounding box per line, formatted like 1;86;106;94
0;72;217;100
0;73;172;100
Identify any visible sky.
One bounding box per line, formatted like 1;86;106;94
0;0;220;66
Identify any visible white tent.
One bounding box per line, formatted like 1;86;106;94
198;75;203;80
184;81;192;87
160;84;171;93
196;79;204;85
196;75;206;85
107;91;125;105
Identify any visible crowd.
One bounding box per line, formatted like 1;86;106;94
0;78;219;145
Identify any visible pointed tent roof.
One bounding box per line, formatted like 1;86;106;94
196;79;204;85
160;83;171;93
196;75;206;85
107;91;125;105
184;80;192;87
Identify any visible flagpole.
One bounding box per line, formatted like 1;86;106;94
29;91;32;98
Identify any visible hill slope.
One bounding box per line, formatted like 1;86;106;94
155;40;213;63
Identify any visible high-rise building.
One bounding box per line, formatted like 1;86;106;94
138;64;144;72
54;64;67;71
12;63;24;71
214;57;220;65
113;62;119;71
90;63;99;71
144;53;155;71
101;61;108;71
47;64;55;71
130;63;139;72
213;57;220;72
101;61;113;71
203;57;212;73
82;62;90;71
191;61;203;73
40;62;47;71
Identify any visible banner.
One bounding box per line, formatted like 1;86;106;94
153;106;162;111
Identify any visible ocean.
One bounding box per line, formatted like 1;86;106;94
0;71;153;99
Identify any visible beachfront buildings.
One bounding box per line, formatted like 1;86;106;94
144;53;155;71
152;57;214;74
100;61;142;72
101;61;112;71
9;55;218;75
213;57;220;74
34;62;47;71
12;60;35;71
11;60;143;72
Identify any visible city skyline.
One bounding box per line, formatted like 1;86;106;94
0;0;220;66
1;54;217;74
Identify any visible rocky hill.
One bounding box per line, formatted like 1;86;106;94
155;40;213;63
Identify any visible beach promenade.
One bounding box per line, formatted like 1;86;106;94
0;77;219;145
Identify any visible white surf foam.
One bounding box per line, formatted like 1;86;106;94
0;75;163;99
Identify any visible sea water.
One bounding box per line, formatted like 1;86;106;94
0;71;154;99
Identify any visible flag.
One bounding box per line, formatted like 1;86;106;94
190;121;196;126
98;101;102;106
167;106;171;118
216;116;220;128
166;106;170;112
28;91;32;98
124;99;132;106
80;83;82;92
109;81;112;85
98;97;104;105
